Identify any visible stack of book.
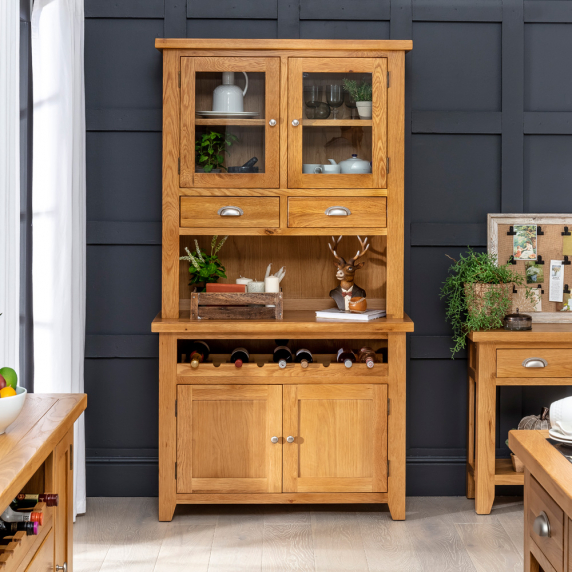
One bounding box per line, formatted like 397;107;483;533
315;309;386;321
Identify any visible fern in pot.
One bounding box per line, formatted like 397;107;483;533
440;249;529;357
343;79;373;119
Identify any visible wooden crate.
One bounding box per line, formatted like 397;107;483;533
190;291;283;320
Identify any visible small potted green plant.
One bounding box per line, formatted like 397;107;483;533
195;131;238;173
180;236;228;291
440;249;529;357
343;79;373;119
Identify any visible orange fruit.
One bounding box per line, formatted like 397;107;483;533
0;386;16;398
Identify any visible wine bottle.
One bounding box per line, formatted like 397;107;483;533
11;493;58;510
336;347;356;369
0;507;43;525
375;348;387;363
273;345;293;369
0;520;38;538
231;347;250;368
188;341;210;369
357;347;376;369
295;349;313;369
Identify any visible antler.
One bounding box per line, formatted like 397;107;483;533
350;236;370;264
328;236;345;264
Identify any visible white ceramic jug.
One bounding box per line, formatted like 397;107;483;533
212;72;249;113
331;154;372;174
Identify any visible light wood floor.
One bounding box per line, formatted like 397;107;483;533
74;496;525;572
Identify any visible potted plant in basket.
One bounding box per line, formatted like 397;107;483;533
440;249;529;357
180;236;228;291
343;79;373;119
195;131;238;173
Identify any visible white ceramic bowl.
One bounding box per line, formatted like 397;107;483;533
0;386;27;435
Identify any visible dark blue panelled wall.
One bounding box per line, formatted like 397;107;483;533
84;0;572;496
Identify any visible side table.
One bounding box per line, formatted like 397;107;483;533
467;324;572;514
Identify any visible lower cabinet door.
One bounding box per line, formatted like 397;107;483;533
283;384;388;493
24;528;54;572
177;385;282;494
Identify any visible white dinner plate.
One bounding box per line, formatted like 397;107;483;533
549;430;572;444
196;111;260;118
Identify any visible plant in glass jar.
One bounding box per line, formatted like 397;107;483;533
195;131;238;173
440;249;529;357
342;79;372;119
180;236;228;291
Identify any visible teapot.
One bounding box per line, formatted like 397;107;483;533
212;72;249;113
327;154;372;174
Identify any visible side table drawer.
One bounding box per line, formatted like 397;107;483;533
528;475;564;572
497;349;572;378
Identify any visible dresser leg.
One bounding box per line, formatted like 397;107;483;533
466;370;476;499
474;343;496;515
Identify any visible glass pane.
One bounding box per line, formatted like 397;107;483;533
302;72;373;176
195;71;266;175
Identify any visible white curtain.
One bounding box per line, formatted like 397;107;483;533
0;0;20;373
32;0;87;518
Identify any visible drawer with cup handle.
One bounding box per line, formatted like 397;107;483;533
496;349;572;378
528;475;564;572
288;197;386;228
180;197;280;228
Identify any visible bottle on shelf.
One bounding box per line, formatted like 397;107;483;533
1;507;43;525
357;347;376;368
0;520;38;538
273;345;293;369
231;347;250;368
188;341;210;369
375;348;387;363
336;347;356;369
295;348;313;369
11;493;58;510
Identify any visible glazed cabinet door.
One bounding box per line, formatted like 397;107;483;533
177;385;282;493
283;384;388;493
54;428;73;572
288;57;387;189
180;57;280;188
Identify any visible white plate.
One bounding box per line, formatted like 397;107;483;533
549;430;572;444
196;111;260;118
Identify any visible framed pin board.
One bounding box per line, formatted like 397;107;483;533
488;214;572;322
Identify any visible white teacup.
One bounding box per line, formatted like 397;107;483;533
302;163;322;174
550;396;572;439
314;164;341;174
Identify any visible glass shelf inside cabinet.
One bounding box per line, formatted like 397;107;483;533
195;71;266;175
302;72;373;175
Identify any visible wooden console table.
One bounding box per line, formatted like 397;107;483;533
509;430;572;572
467;325;572;514
0;393;87;572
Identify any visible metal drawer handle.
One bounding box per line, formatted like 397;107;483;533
523;357;547;368
325;206;351;217
533;511;551;538
217;206;244;217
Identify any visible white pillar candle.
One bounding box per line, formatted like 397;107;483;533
247;281;265;293
264;276;280;293
236;277;253;286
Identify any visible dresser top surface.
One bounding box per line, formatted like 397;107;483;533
469;323;572;343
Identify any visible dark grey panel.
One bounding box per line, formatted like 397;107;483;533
300;20;390;39
86;109;162;132
87;459;158;497
277;0;300;38
85;335;159;358
406;458;467;496
525;24;572;111
300;0;390;21
410;336;467;360
410;223;487;246
85;19;163;111
165;0;186;37
87;222;162;245
524;135;572;212
87;132;162;222
85;0;164;18
187;19;278;38
525;112;572;134
411;135;501;224
412;112;502;134
525;1;572;23
412;22;501;112
522;386;572;418
86;245;161;335
84;359;159;451
413;0;501;22
409;359;468;449
188;0;277;19
410;246;486;337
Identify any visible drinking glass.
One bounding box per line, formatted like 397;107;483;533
344;90;357;119
304;85;323;109
326;85;344;120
